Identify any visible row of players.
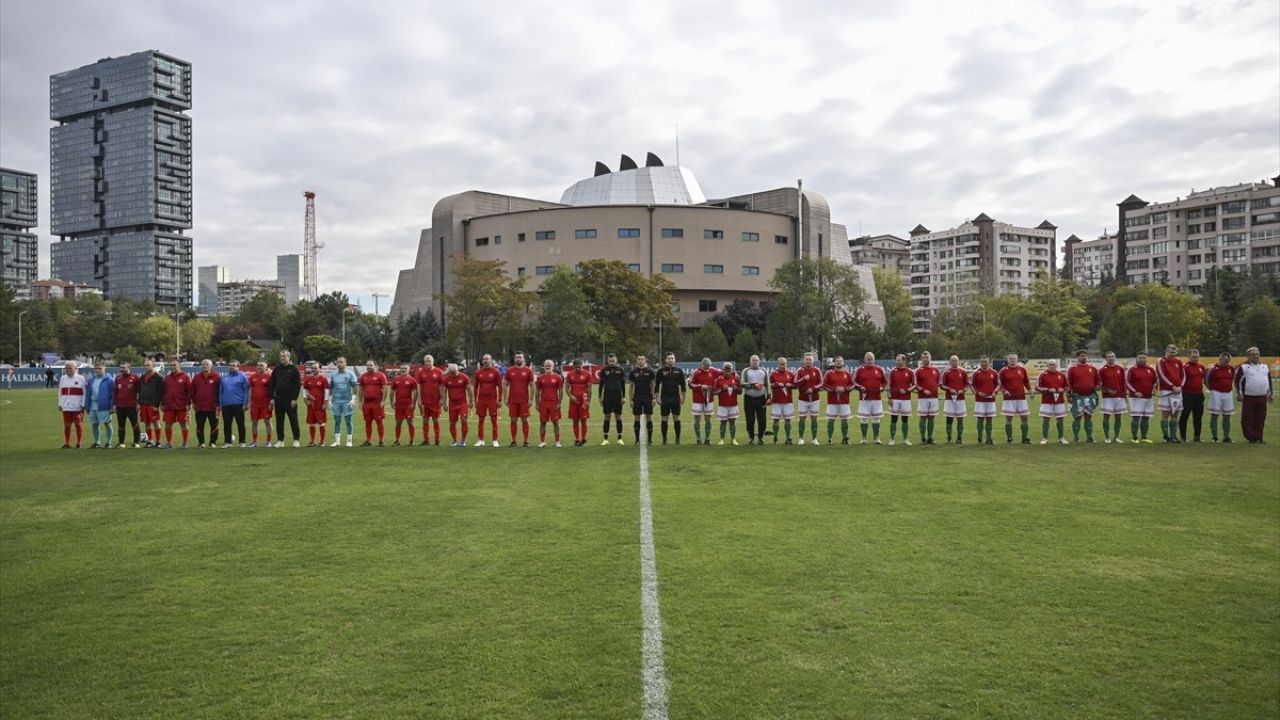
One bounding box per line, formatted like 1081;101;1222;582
54;345;1273;449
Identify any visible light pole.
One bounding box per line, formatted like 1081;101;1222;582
1133;303;1149;356
175;311;183;362
18;309;29;366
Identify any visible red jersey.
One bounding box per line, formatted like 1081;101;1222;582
414;366;445;406
505;365;534;405
851;365;884;401
941;367;968;400
565;369;593;406
689;367;721;404
1156;356;1184;391
793;366;823;402
826;368;856;403
390;374;417;406
1099;364;1126;398
971;368;998;401
443;373;471;405
915;365;940;398
998;365;1030;400
1182;361;1205;394
249;372;272;407
1067;362;1099;394
303;374;330;406
888;367;915;400
162;371;192;411
714;374;740;407
1037;369;1068;404
113;372;139;408
191;370;221;412
536;371;563;404
474;367;502;402
1125;364;1157;398
358;371;389;404
769;369;795;404
1205;363;1235;393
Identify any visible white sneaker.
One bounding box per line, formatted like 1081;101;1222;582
346;439;353;447
903;439;912;446
275;441;285;448
1114;437;1124;444
1059;438;1069;445
797;438;805;445
474;439;485;447
858;439;866;445
888;439;896;446
492;440;499;448
555;441;562;448
330;438;341;447
538;441;546;448
1104;438;1112;444
1040;438;1049;445
240;443;247;448
292;440;300;448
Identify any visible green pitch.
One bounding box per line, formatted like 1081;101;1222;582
2;389;1278;719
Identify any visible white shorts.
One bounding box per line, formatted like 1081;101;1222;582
771;402;794;419
827;403;853;419
797;399;821;416
1207;390;1235;415
917;398;939;416
1101;397;1127;415
1158;392;1183;412
856;400;882;420
716;405;739;420
1002;399;1029;417
691;402;713;415
1039;403;1067;418
944;399;967;417
1129;398;1154;417
889;399;912;416
974;401;997;417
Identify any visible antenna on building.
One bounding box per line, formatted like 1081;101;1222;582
302;191;322;301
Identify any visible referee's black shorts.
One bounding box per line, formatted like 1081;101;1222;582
631;399;654;416
659;398;681;417
602;395;624;415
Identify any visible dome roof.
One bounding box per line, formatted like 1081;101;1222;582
560;157;707;206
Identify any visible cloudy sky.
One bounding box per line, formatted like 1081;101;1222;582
2;0;1277;312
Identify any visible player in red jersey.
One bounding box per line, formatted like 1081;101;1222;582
915;352;941;445
769;357;796;444
443;363;474;446
1156;344;1185;443
302;361;331;447
504;352;535;447
565;359;594;445
113;361;142;447
358;360;389;446
793;352;823;446
713;362;741;445
1125;352;1157;442
851;353;885;445
389;368;418;446
473;354;502;447
248;361;274;447
1036;359;1070;444
414;354;446;446
689;357;721;446
1066;350;1100;443
823;355;856;445
941;355;969;444
535;359;564;447
998;353;1032;444
1178;349;1206;442
1205;352;1236;442
887;354;915;446
970;356;999;444
1098;351;1128;443
161;362;193;448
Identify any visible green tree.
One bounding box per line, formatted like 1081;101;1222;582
303;334;346;364
181;318;215;359
576;259;677;359
768;257;868;360
872;268;916;355
394;309;448;362
1098;284;1206;356
0;281;18;362
137;316;178;355
1239;296;1280;354
530;266;596;361
313;291;352;335
712;299;768;346
731;330;759;364
690;319;730;361
442;256;530;362
233;290;288;339
216;339;260;363
112;345;144;365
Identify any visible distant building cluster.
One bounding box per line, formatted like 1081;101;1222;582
197;253;301;316
0;167;39;299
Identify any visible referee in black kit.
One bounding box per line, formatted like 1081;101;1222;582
656;352;687;444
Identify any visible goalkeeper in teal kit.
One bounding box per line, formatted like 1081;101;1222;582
328;356;359;447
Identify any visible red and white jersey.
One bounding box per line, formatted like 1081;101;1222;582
1037;369;1068;404
852;365;885;401
163;371;193;411
689;367;721;404
1067;362;1099;394
1205;363;1235;393
915;365;940;399
794;366;824;402
303;374;331;406
390;374;417;406
888;367;914;400
414;366;445;406
58;372;87;411
505;365;534;405
565;369;594;405
769;369;795;404
1156;356;1185;391
358;371;389;403
474;367;502;402
970;368;999;402
1125;364;1157;398
998;365;1030;400
714;374;740;407
443;373;471;405
1099;364;1126;398
536;371;563;404
825;368;855;404
1183;361;1205;394
249;371;272;407
942;367;969;400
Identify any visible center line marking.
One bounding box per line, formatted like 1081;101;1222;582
639;429;669;720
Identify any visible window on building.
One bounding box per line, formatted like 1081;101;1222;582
474;237;489;247
1222;201;1247;214
671;302;681;313
618;228;641;238
1150;212;1168;224
1222;217;1246;230
535;265;554;275
704;264;724;274
1203;222;1216;232
775;235;789;244
704;229;724;239
661;228;683;238
698;299;717;313
660;263;684;273
741;232;760;242
535;230;555;241
1204;207;1217;217
628;263;641;272
575;228;597;239
494;235;502;245
1153;227;1167;240
741;266;760;275
517;267;526;277
1188;224;1201;234
518;232;526;242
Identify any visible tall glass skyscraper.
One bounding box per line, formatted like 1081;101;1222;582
49;50;193;306
0;167;39;298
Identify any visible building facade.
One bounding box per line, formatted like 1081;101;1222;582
849;234;909;277
1063;233;1117;287
0;167;39;298
276;253;302;305
48;50;193;307
217;279;285;316
909;214;1057;334
29;278;103;301
390;155;883;333
197;265;228;315
1113;178;1280;292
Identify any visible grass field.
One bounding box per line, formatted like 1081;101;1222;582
2;388;1278;719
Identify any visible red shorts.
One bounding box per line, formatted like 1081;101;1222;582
394;403;415;421
163;408;188;424
507;401;530;418
140;405;160;423
362;403;385;421
306;407;327;425
62;410;83;424
250;403;272;421
475;399;499;418
568;398;590;420
538;404;561;422
449;404;470;422
420;403;441;419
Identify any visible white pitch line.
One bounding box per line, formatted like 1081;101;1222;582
638;429;670;720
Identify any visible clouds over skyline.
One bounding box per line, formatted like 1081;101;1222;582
1;0;1276;310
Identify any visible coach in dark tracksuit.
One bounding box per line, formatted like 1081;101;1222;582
268;350;302;444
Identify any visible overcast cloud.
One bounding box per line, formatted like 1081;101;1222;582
2;0;1277;312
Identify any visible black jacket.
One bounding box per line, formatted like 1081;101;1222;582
138;371;165;406
268;362;301;402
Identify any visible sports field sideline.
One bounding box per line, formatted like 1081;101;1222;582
1;388;1278;719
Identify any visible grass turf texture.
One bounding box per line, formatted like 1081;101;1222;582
1;388;1278;719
